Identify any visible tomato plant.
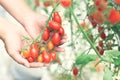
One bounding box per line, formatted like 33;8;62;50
24;0;120;80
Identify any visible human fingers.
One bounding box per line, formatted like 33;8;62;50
10;51;30;67
29;62;50;68
54;47;65;52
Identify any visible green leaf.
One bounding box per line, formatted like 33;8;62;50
112;24;120;36
105;50;120;57
106;34;114;41
113;58;120;66
75;54;98;65
103;67;113;80
103;50;120;63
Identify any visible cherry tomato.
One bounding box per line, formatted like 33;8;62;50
47;41;54;50
100;32;106;40
114;0;120;5
96;46;104;55
58;27;64;36
99;41;103;47
37;54;43;62
99;49;104;55
50;52;56;60
53;12;62;24
49;21;61;30
21;50;30;58
27;56;34;63
42;51;51;63
94;0;107;12
60;0;72;8
30;44;39;59
43;0;53;7
52;32;61;46
40;47;46;53
98;27;104;33
35;0;40;6
72;67;78;76
42;28;50;41
93;11;104;24
108;8;120;24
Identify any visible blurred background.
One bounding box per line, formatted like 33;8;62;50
0;0;117;80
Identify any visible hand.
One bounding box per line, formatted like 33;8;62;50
0;18;49;68
23;12;47;39
0;20;30;67
23;12;67;52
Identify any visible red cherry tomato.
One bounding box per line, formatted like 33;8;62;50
99;49;104;55
49;21;61;30
27;56;34;63
58;27;64;36
30;43;39;59
53;12;62;24
42;51;51;63
100;32;106;40
72;67;78;76
42;28;50;41
98;41;103;47
98;27;104;33
93;11;104;24
35;0;40;6
108;8;120;24
50;52;56;60
94;0;107;12
114;0;120;5
60;0;72;8
52;32;61;46
43;0;52;7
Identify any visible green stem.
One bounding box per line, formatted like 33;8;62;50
118;36;120;51
69;10;75;51
70;7;102;59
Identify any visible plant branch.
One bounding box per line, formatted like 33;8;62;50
70;7;102;59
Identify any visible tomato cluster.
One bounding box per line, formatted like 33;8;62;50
21;12;64;63
87;0;120;55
